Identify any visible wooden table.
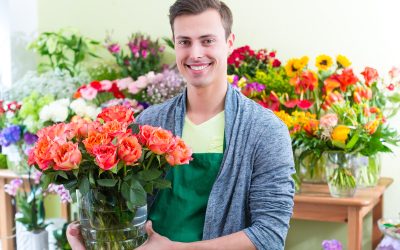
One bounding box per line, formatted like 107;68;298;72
293;177;393;250
0;169;70;250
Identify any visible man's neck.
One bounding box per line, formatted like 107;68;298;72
186;81;227;125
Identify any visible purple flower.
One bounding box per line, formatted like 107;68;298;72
128;42;139;54
0;125;21;146
47;184;72;203
4;178;23;196
322;239;343;250
107;43;120;54
23;132;38;145
140;39;149;49
141;50;148;59
246;82;266;92
32;171;42;185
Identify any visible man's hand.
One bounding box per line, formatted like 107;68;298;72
136;220;177;250
66;221;85;250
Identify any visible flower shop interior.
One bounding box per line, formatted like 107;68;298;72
1;0;400;249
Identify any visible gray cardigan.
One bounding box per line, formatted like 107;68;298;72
136;84;295;250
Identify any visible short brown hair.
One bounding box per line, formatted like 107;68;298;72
169;0;233;39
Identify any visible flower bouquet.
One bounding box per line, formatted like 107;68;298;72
28;105;192;249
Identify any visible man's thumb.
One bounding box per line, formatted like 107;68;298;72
145;220;155;237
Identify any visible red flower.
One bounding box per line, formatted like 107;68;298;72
272;59;281;67
93;144;119;170
89;81;102;91
324;68;359;93
361;67;379;87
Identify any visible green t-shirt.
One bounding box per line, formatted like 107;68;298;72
148;111;224;242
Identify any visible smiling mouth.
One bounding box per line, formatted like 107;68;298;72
186;63;212;71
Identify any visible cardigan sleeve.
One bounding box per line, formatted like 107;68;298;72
243;120;295;250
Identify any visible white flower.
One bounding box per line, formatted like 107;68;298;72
39;98;70;123
70;98;100;119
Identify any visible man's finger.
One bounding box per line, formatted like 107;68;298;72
67;221;85;250
145;220;155;237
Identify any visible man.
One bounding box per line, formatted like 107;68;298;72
68;0;295;249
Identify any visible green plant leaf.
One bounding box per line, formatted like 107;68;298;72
97;179;118;187
137;169;162;181
153;178;171;189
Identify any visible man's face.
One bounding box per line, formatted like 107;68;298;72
173;9;234;89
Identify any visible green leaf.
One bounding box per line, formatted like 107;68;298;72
97;179;118;187
345;132;359;149
128;123;140;134
55;171;69;180
128;179;146;206
137;169;162;181
78;177;89;195
332;140;346;149
153;178;171;190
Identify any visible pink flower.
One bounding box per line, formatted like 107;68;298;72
32;171;42;185
107;43;120;54
4;178;23;196
93;144;119;170
100;80;113;91
135;76;148;88
117;77;135;90
319;114;338;129
389;67;400;79
141;50;148;58
80;86;98;100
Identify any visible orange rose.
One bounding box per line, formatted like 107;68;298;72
92;144;119;170
32;137;55;170
118;135;142;165
37;123;75;142
101;120;127;138
147;127;176;155
52;141;82;171
83;131;111;155
97;105;135;124
70;116;97;139
166;138;193;166
138;125;156;145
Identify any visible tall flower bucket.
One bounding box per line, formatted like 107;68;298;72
78;188;147;250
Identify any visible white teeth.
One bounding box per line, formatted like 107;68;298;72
189;64;208;70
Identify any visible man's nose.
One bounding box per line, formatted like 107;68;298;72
189;43;204;60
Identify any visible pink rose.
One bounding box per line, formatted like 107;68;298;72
80;86;98;100
319;113;338;129
100;80;113;91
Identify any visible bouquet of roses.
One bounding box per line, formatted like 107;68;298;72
28;105;192;249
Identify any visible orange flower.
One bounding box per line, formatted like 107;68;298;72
322;91;344;110
92;144;119;170
37;123;75;143
331;125;351;144
32;137;55;170
361;67;379;87
147;127;176;155
52;142;82;171
97;105;135;124
101;120;127;138
303;119;319;136
83;131;112;155
118;135;142;165
290;70;318;94
324;68;359;94
166;137;193;166
365;120;379;135
138;125;157;145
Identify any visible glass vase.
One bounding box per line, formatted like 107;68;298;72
324;151;358;198
77;188;147;250
296;149;326;183
2;144;29;174
356;154;381;188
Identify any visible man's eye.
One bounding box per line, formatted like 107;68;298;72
178;40;189;46
203;39;215;45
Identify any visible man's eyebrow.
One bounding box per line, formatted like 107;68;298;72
175;34;217;40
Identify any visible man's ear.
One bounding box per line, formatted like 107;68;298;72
227;33;235;54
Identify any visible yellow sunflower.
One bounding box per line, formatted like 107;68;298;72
336;54;351;68
285;59;301;77
315;54;333;71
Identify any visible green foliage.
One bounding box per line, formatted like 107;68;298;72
29;29;100;76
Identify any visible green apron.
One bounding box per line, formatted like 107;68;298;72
148;153;223;242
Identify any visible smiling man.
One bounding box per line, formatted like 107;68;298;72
67;0;295;249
